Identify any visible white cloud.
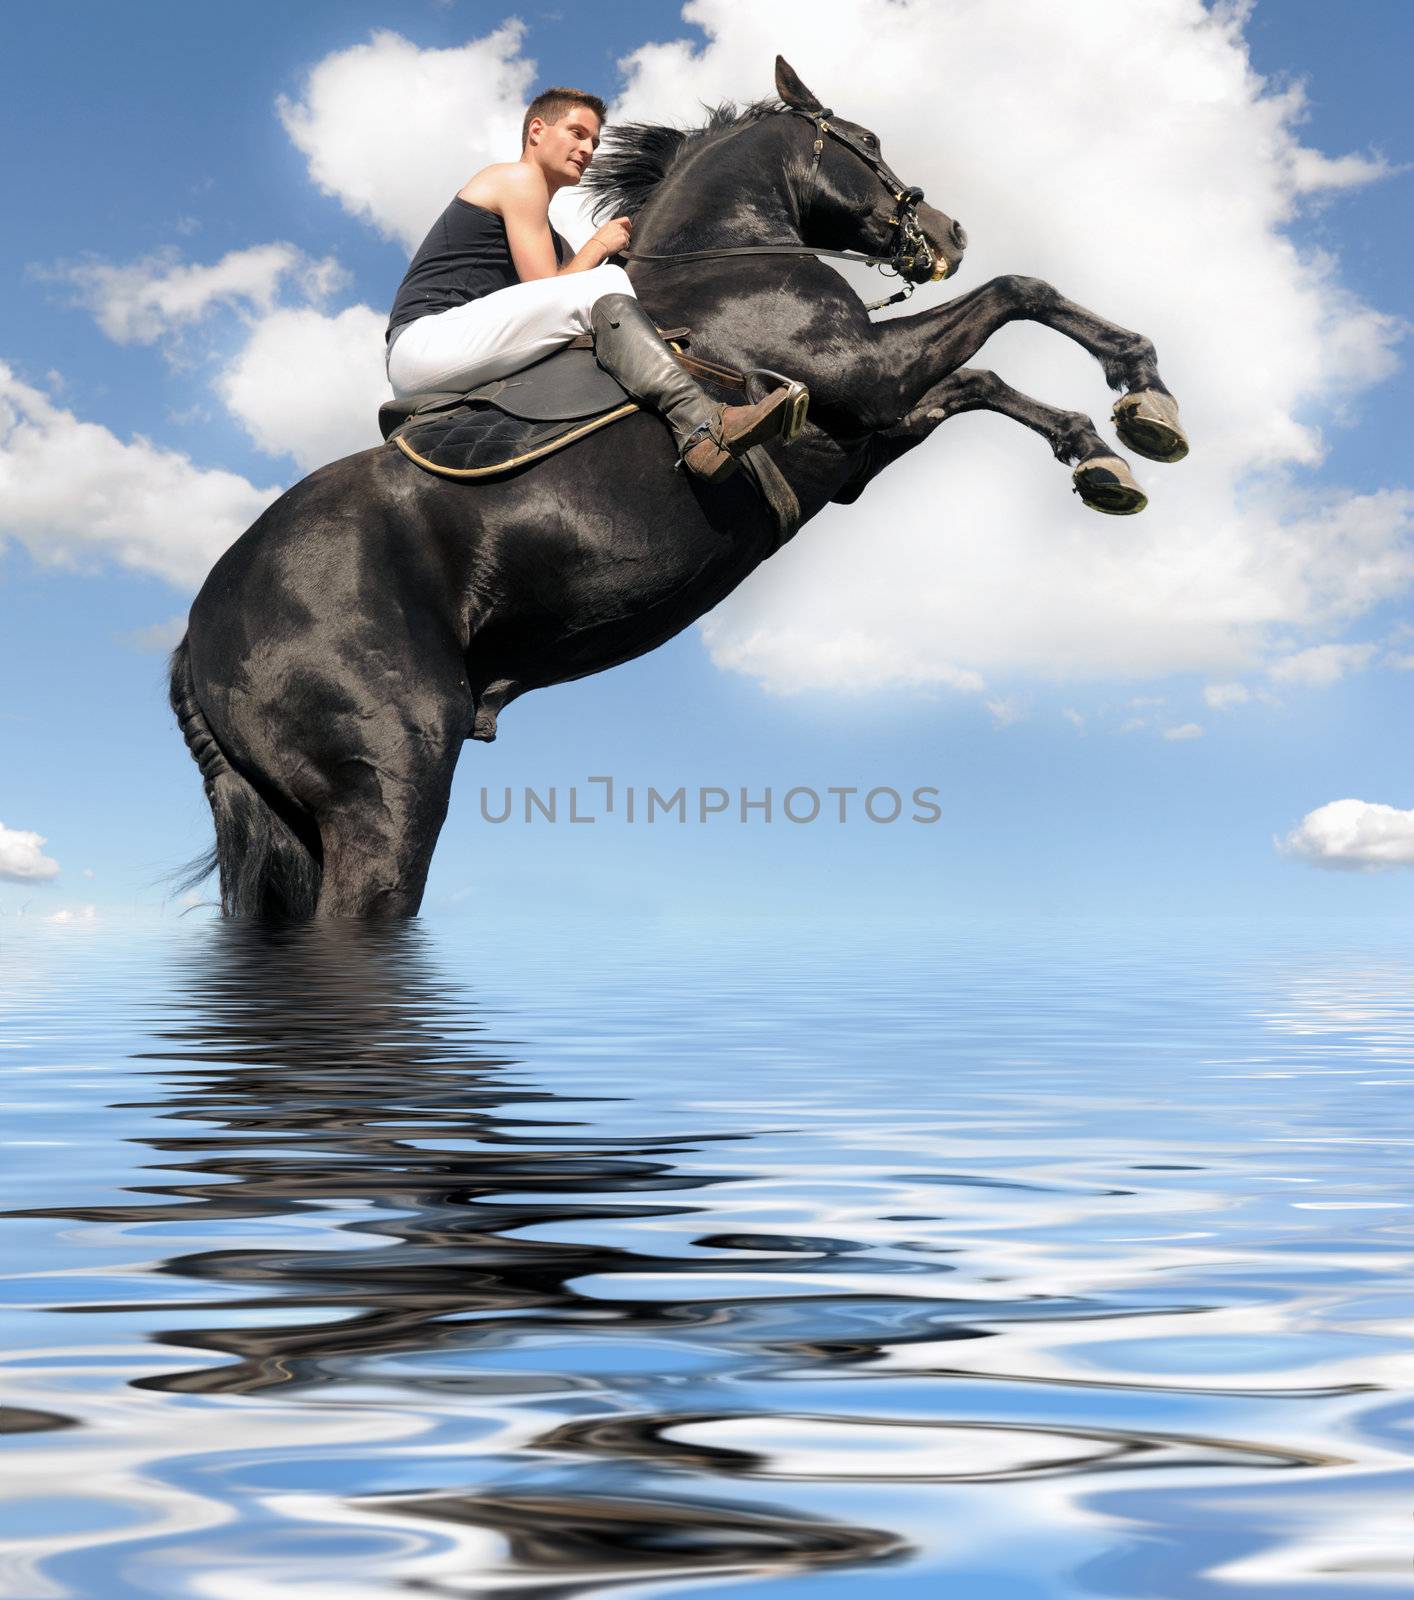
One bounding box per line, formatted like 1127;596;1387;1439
43;244;347;346
119;614;189;654
43;237;385;470
1267;641;1376;686
217;305;391;471
1203;681;1251;709
0;364;281;588
1280;799;1414;872
985;696;1027;727
1162;722;1204;741
697;615;984;695
0;822;60;882
585;0;1411;693
1288;147;1400;195
278;24;536;250
45;904;97;924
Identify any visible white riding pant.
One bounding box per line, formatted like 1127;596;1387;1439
386;262;635;398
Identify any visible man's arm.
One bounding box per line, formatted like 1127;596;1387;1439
496;166;632;280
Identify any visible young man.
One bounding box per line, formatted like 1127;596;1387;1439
384;87;801;482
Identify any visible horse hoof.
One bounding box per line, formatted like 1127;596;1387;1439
1112;390;1189;463
1072;455;1148;515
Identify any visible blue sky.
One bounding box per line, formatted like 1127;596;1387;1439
2;0;1413;922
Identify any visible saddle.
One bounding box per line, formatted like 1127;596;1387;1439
378;330;803;553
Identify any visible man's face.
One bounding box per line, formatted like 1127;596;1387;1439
531;106;602;185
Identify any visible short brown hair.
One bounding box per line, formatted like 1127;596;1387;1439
521;87;607;150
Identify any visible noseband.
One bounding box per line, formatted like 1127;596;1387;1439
625;105;944;311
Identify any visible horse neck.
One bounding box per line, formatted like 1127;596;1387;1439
637;119;802;253
630;121;874;524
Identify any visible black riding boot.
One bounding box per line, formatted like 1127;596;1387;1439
590;294;805;483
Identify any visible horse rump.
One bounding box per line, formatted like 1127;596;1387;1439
168;638;320;918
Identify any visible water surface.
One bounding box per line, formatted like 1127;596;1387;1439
2;915;1412;1596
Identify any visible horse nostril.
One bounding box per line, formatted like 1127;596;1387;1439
951;220;967;251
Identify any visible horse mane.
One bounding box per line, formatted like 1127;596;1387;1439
582;98;782;221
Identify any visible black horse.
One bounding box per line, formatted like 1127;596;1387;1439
172;57;1187;918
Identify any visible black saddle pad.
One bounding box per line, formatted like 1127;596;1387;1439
391;398;639;480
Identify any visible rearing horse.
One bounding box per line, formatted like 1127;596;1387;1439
172;57;1188;918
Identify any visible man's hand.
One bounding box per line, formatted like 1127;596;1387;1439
591;216;632;257
561;214;632;276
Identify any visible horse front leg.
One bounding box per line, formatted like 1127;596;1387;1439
870;367;1150;515
872;276;1189;465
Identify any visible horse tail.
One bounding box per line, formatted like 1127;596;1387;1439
168;637;321;918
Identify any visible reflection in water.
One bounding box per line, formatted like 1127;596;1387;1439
3;917;1414;1596
5;923;906;1593
539;1411;1334;1481
124;924;745;1403
363;1491;902;1592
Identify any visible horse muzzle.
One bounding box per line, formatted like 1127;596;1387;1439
914;202;966;281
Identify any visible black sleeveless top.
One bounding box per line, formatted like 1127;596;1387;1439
385;197;571;345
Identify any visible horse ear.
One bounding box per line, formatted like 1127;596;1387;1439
774;56;824;113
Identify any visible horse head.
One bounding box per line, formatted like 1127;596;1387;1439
773;56;966;283
586;59;966;296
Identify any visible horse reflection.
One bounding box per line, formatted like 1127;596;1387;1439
18;922;908;1589
82;921;739;1395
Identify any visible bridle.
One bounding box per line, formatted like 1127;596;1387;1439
624;105;948;312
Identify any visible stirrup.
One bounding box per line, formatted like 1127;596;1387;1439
744;368;810;444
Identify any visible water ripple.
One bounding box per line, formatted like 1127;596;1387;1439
2;915;1413;1595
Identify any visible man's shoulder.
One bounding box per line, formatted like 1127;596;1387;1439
458;162;547;215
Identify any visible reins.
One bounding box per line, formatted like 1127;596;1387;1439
623;105;943;312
